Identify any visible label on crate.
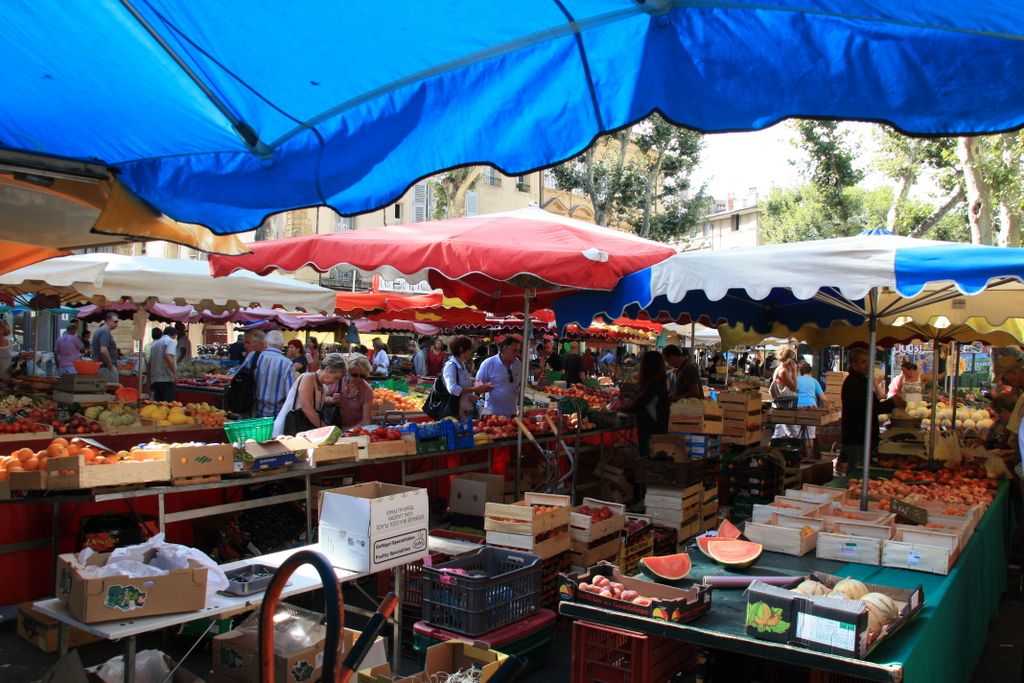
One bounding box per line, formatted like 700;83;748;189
372;529;428;565
907;550;922;568
840;542;858;558
891;498;928;525
796;612;856;652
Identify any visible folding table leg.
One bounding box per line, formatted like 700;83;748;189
58;622;68;656
392;565;403;673
124;635;136;683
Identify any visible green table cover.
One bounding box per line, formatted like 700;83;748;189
559;482;1011;683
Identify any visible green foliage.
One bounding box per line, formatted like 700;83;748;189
791;121;864;227
548;114;706;242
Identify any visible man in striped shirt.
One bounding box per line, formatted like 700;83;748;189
241;329;295;418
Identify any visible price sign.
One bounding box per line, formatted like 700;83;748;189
890;497;929;525
55;407;72;422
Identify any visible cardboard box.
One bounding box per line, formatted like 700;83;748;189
164;443;235;478
214;622;386;683
237;438;305;471
744;572;924;659
358;640;508;683
319;482;429;573
450;473;505;516
55;550;207;623
649;435;688;462
18;602;101;653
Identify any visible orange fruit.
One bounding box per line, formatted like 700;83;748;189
0;471;8;481
35;450;47;460
51;437;69;447
67;443;82;456
23;458;39;471
46;443;68;458
15;448;34;463
6;463;23;472
79;447;98;462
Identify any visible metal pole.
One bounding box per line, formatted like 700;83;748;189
928;336;940;463
515;291;532;500
951;343;961;426
690;321;696;350
860;290;879;511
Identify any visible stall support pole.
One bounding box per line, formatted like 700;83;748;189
860;290;878;511
515;291;532;500
951;343;961;425
928;335;941;463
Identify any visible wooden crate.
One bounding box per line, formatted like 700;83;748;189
487;528;570;559
570;535;622;568
569;498;626;543
655;518;700;543
161;444;235;479
763;496;825;517
646;506;689;525
791;484;848;503
743;514;822;556
668;415;723;434
364;436;416;459
882;527;959;575
485;492;571;535
310;437;364;465
645;483;702;510
721;431;762;446
701;499;718;518
819;507;895;526
816;532;883;566
45;455;169;490
718;392;763;411
896;518;971;553
915;501;984;528
9;470;46;490
0;427;54;443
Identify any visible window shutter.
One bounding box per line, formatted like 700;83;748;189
413;182;428;222
464;190;478;217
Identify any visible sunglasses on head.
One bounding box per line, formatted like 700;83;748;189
350;371;367;378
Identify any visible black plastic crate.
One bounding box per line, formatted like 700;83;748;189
422;546;541;637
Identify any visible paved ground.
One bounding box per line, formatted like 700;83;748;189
2;571;1021;682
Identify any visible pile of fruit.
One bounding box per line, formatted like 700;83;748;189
577;574;655;607
371;388;420;412
849;463;998;507
624;517;651;536
84;404;141;428
578;504;615;523
0;395;37;412
185;402;227;427
790;578;902;645
546;384;619;410
51;414;103;435
346;426;404;442
0;437;168;479
177;373;231;388
474;415;520;440
140;401;196;426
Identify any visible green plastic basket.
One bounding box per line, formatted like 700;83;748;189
545;370;564;382
224;417;274;443
372;378;410;393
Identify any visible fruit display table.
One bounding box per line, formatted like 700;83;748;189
119;375;226;410
560;482;1011;683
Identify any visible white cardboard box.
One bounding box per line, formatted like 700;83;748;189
318;482;429;573
450;473;505;516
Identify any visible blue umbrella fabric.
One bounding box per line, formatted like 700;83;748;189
552;231;1024;333
4;2;1024;234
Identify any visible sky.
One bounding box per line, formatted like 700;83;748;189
692;120;895;202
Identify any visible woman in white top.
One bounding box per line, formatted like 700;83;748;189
371;338;390;375
273;353;347;436
771;347;799;439
442;335;492;419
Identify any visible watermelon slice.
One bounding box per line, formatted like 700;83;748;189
705;539;763;569
639;552;692;583
696;519;743;557
296;425;341;445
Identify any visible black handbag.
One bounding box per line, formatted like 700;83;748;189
282;373;322;436
422;361;461;419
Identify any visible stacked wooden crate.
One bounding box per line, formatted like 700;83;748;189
718;391;763;446
645;482;703;543
484;492;571;560
568;498;626;571
823;371;848;408
668;398;723;435
700;480;719;533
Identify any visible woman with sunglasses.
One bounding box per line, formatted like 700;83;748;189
331;355;375;430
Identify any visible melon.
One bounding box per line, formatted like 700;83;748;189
296;425;341;445
860;593;899;623
705;539;762;569
832;578;868;600
696;519;743;557
639;552;692;583
864;604;884;640
793;579;829;597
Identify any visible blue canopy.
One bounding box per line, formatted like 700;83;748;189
3;2;1024;234
553;231;1024;333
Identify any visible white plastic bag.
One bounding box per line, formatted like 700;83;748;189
96;649;170;683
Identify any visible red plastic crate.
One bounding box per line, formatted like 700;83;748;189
376;552;450;608
572;621;697;683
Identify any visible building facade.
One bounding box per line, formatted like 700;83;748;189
682;191;763;252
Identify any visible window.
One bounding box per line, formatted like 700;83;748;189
413;182;429;222
485;167;502;188
732;214;741;231
334;215;353;231
516;175;531;193
393;204;402;222
543;170;557;189
702;222;711;237
464;190;478;217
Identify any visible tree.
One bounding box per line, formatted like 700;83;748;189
874;128;962;237
957;136;994;245
791;120;863;229
431;167;482;220
549;114;706;241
